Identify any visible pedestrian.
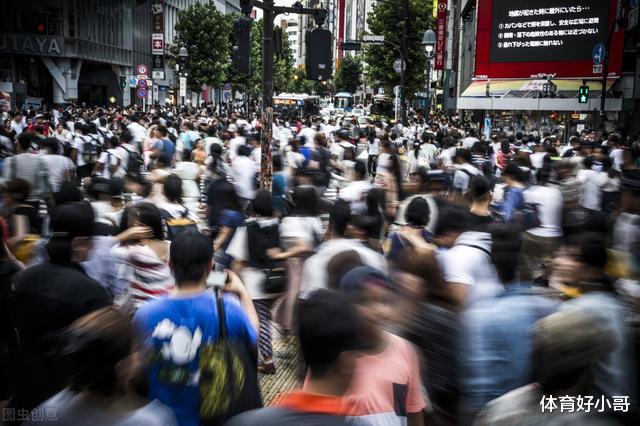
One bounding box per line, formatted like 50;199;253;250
7;202;112;416
134;232;258;426
226;290;364;425
29;307;177;425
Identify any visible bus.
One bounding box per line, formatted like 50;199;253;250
274;93;320;118
334;92;354;112
369;95;394;119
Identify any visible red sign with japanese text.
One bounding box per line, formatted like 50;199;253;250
474;0;624;79
435;0;448;70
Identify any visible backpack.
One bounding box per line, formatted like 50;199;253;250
107;151;120;175
122;145;143;179
246;221;286;294
160;208;199;241
504;187;541;231
81;136;101;165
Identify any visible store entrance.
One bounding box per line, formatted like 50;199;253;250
78;84;106;107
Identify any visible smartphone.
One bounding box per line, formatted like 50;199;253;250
206;270;228;289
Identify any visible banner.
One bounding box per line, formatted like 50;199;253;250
435;0;447;70
151;1;165;73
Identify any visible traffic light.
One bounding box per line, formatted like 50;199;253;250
232;17;252;75
119;76;127;90
578;84;590;104
305;28;332;81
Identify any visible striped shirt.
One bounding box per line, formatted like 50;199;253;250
111;243;174;308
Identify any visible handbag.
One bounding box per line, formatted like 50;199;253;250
198;290;262;425
261;260;287;294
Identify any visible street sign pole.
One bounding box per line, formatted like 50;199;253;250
253;0;328;190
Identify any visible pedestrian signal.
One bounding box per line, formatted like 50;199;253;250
578;85;590;104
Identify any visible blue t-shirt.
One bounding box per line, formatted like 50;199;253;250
153;139;176;157
180;131;200;151
134;291;257;426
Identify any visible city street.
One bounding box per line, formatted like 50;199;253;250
1;1;639;425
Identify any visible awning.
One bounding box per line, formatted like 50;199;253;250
461;79;617;98
457;78;621;112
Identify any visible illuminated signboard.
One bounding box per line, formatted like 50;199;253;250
274;99;297;105
475;0;624;79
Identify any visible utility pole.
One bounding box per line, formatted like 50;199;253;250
599;17;622;131
252;0;328;189
401;0;408;124
261;0;275;191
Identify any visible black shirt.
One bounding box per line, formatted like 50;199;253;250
8;261;112;413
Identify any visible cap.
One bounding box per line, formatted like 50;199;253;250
228;123;238;132
533;308;619;378
339;266;392;294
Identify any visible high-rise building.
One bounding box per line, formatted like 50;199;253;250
280;19;300;63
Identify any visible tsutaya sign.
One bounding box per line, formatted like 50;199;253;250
0;34;64;56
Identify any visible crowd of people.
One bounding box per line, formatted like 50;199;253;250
0;102;638;425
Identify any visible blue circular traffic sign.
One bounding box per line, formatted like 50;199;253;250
137;88;148;99
593;43;606;65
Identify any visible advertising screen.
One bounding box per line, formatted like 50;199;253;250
475;0;624;79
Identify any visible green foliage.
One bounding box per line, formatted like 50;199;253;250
334;55;363;94
168;3;231;92
290;69;331;96
363;0;433;99
274;27;296;94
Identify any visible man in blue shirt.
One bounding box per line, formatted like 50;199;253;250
459;225;559;422
151;125;176;166
134;232;258;426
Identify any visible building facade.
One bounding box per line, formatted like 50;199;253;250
0;0;241;108
0;0;154;108
280;19;300;63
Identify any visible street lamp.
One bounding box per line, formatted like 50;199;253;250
422;29;436;113
178;46;188;106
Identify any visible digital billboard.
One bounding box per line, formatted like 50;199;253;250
475;0;624;79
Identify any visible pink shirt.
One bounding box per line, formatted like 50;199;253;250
347;332;427;425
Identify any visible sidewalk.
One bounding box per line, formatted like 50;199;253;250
259;331;302;405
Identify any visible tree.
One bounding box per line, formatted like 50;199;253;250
168;3;231;93
334;55;363;94
363;0;433;101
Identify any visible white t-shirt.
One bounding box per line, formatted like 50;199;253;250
462;136;480;149
11;119;26;136
300;238;388;297
41;154;75;192
280;216;323;243
367;138;380;155
339;180;375;213
610;148;624;172
228;136;246;161
72;135;91;167
97;149;121;179
438;231;503;306
453;163;480;192
530;152;547;170
577;169;603;211
231;155;257;200
523;185;563;238
298;127;316;148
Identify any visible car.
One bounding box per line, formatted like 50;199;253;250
351;108;365;117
